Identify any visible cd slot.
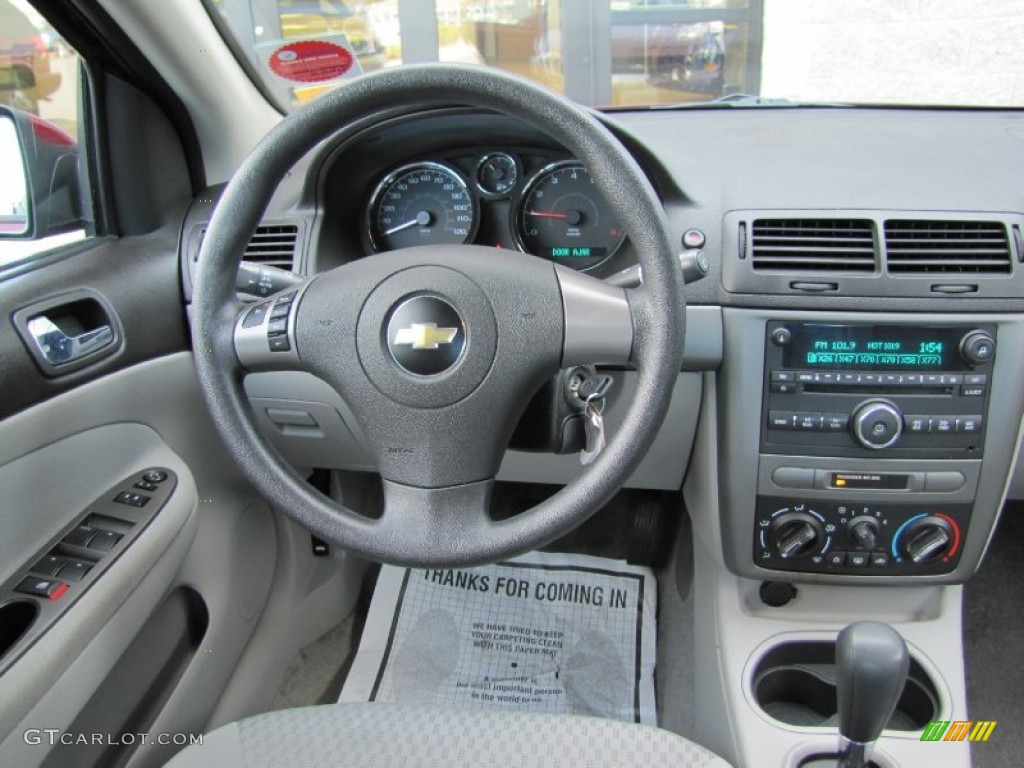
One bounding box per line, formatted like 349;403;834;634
802;384;952;396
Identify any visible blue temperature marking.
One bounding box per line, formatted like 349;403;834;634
891;513;929;559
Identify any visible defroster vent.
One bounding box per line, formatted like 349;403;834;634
751;219;876;272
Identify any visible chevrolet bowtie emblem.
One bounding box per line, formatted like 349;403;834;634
393;323;459;350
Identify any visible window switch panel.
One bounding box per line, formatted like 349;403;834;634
16;577;68;600
31;554;67;577
57;561;92;583
63;524;99;548
87;530;123;553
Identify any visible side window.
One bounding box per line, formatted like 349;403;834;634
0;0;90;267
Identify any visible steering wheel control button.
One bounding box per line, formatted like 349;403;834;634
682;228;706;248
114;491;150;508
852;400;903;449
386;296;466;376
143;469;168;483
243;303;271;328
16;577;68;600
268;336;291;352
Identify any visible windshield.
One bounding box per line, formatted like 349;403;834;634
208;0;1024;111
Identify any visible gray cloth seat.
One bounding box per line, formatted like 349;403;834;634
166;703;732;767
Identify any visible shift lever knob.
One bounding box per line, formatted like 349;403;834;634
836;622;910;766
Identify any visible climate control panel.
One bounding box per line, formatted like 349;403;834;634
753;496;969;576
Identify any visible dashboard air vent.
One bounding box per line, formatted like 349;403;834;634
242;224;300;269
884;220;1011;274
194;224;299;269
751;219;875;272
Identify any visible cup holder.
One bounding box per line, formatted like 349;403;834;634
752;641;939;730
0;599;39;661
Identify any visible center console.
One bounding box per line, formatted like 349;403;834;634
754;321;994;578
718;310;1024;586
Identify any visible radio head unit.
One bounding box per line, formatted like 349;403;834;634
762;322;995;460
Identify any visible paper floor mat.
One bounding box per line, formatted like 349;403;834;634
340;552;657;725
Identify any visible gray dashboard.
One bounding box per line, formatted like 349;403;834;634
179;103;1024;582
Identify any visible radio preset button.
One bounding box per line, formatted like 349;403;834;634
795;412;823;431
838;373;859;385
905;415;929;434
902;374;922;386
956;415;983;434
858;374;880;386
924;374;943;386
881;374;901;387
823;413;849;432
817;373;838;384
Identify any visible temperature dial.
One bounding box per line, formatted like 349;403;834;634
770;512;825;559
898;516;955;563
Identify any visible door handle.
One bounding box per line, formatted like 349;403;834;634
26;316;114;365
12;289;123;377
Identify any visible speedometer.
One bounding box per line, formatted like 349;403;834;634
514;161;625;270
368;162;477;252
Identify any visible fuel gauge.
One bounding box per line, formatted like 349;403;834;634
475;152;519;196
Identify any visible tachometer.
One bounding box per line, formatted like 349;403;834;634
369;162;477;252
514;161;625;270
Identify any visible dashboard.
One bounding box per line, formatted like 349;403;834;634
179;104;1024;587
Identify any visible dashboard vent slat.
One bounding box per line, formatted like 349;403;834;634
751;219;876;273
884;220;1011;274
195;224;299;269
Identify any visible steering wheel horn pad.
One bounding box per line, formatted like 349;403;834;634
193;64;684;567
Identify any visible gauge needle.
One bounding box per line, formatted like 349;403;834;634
527;209;583;225
384;210;432;235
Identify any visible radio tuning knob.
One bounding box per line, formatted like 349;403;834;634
851;400;903;450
959;329;995;365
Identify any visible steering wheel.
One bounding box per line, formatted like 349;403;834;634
192;64;685;567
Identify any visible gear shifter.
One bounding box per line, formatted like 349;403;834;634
836;622;910;768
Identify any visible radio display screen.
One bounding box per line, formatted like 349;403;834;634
784;325;964;370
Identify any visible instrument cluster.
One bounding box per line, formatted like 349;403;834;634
364;149;626;272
